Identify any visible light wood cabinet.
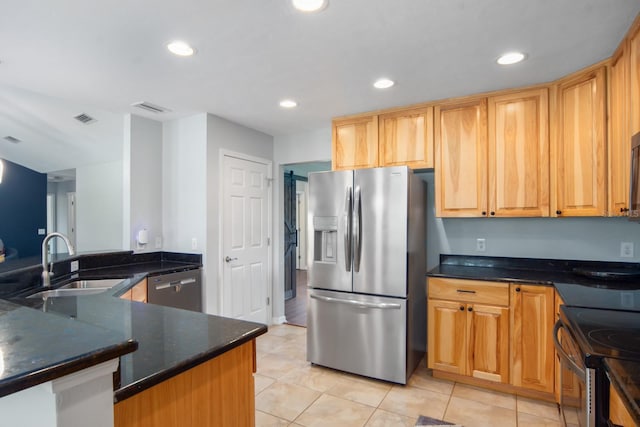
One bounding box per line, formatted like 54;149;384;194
332;115;379;170
114;340;256;427
428;278;509;383
488;89;550;217
435;99;488;217
119;278;148;303
609;44;631;216
510;284;555;393
610;383;637;427
552;66;607;217
629;20;640;136
554;293;581;404
379;107;434;169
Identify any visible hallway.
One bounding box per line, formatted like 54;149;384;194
285;269;308;327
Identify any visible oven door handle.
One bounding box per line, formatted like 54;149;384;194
553;320;587;379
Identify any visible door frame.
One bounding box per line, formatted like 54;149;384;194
218;149;273;324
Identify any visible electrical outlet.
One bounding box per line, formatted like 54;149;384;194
476;238;486;252
621;242;634;258
191;238;198;250
70;260;79;272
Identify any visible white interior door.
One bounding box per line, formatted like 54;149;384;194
222;154;270;324
296;182;308;270
67;192;76;248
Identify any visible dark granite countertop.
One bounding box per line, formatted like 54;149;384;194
0;299;137;398
605;358;640;425
3;251;268;402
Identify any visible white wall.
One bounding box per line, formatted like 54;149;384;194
205;114;273;316
123;114;163;251
76;160;123;252
273;127;331;321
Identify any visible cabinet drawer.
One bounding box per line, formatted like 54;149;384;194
428;277;509;306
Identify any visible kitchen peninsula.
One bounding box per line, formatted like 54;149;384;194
0;251;267;427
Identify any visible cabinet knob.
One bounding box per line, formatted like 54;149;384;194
556;210;562;215
621;207;625;213
467;306;473;312
515;287;521;292
481;211;487;216
490;211;495;216
459;306;464;311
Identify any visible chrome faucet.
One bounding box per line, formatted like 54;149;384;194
41;232;76;288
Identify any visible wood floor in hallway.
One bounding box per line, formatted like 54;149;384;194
285;269;308;327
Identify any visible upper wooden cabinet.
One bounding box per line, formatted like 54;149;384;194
510;284;555;393
552;66;607;217
332;115;379;170
609;44;631;216
379;107;434;169
435;99;488;217
629;21;640;136
488;89;550;217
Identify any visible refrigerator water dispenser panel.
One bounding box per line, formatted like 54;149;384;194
313;216;338;263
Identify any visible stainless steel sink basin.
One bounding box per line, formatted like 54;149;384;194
27;287;111;299
27;278;124;299
59;278;124;289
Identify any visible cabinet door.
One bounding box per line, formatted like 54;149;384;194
428;299;467;375
553;67;607;216
488;89;549;217
332;116;378;170
554;293;581;403
435;99;488;217
510;285;555;393
379;107;434;169
467;304;509;383
610;383;637;427
610;42;631;216
630;22;640;136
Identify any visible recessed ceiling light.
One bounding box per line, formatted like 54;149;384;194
497;52;526;65
167;41;195;57
373;78;395;89
279;100;298;108
292;0;327;12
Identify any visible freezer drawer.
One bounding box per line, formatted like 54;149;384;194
147;269;202;312
307;289;407;384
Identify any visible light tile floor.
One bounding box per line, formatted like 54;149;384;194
255;324;578;427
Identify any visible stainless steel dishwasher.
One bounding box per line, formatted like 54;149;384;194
147;269;202;312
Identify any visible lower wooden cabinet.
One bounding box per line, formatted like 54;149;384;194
610;383;637;427
554;293;581;403
119;278;148;303
428;278;556;397
510;284;555;393
428;279;509;384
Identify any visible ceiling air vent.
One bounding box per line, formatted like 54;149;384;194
131;101;171;114
74;113;96;124
3;136;20;143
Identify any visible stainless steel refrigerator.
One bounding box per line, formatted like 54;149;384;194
306;166;426;384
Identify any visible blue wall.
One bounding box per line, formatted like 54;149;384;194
0;159;46;258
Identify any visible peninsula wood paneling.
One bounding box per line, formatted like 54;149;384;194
435;99;488;217
114;341;255;427
488;89;550;217
332;116;378;170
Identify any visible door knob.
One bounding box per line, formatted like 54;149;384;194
225;256;238;263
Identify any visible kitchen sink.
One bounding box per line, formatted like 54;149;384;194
59;278;124;289
27;278;124;299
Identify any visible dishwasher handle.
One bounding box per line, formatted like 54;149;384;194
154;277;197;291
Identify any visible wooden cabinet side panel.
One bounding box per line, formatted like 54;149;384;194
510;286;555;393
468;304;510;383
428;299;467;375
332;117;379;170
609;44;631;216
379;107;434;169
488;89;550;217
554;293;581;403
435;100;488;217
131;278;148;303
610;383;637;427
555;68;607;216
114;341;255;427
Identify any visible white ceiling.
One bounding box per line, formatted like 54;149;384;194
0;0;639;173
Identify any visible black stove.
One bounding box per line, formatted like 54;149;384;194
555;281;640;311
559;306;640;368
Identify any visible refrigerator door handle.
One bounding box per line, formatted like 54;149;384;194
353;186;362;272
310;293;401;309
344;186;352;272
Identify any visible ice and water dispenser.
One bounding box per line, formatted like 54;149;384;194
312;216;338;263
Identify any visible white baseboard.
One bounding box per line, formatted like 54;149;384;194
271;316;287;325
